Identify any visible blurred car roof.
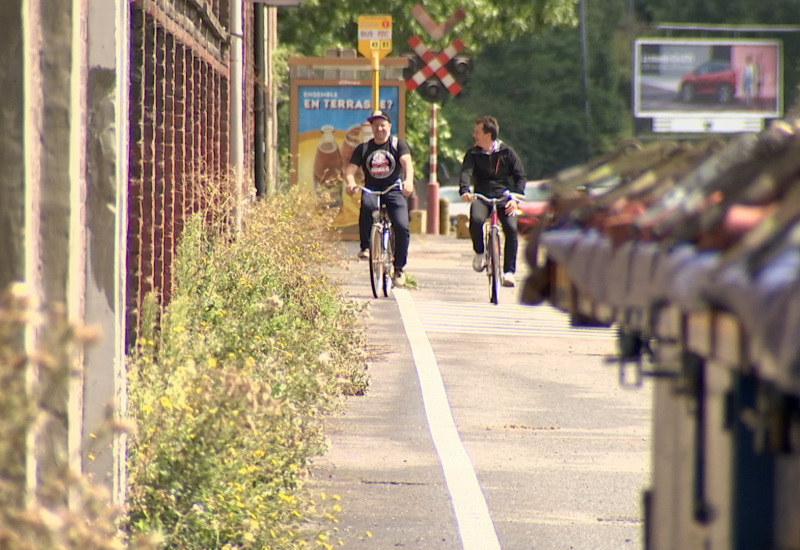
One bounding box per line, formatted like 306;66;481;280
524;180;551;200
438;186;470;222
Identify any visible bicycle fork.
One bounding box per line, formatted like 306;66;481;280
486;209;499;269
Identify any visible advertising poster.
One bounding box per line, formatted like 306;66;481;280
634;39;782;119
291;81;404;230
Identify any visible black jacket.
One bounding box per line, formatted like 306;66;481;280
458;141;526;198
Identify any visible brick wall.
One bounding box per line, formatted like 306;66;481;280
127;0;254;346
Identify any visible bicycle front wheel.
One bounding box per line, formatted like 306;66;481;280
383;226;395;297
369;224;384;298
488;227;501;305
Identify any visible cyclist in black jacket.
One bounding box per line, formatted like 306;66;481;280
458;115;527;287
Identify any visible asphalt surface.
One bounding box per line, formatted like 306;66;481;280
311;232;653;549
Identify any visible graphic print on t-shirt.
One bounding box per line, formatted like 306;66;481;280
366;149;396;180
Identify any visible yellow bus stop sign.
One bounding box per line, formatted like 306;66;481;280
357;15;392;60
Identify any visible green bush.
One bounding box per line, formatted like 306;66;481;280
126;191;368;549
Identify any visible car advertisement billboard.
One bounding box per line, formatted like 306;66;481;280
634;38;782;119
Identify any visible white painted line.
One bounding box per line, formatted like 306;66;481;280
393;289;502;550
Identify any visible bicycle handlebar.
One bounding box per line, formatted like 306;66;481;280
358;181;403;195
472;191;525;204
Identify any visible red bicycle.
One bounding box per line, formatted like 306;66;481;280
473;191;524;304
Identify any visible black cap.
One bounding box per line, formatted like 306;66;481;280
367;110;391;124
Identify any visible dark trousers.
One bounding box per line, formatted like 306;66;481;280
469;199;518;273
359;188;410;270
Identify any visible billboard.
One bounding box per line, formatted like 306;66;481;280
634;39;782;122
290;79;405;230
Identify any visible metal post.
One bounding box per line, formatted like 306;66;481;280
265;7;278;195
230;0;244;230
426;102;439;234
22;0;43;504
254;5;265;198
113;0;131;506
371;52;380;110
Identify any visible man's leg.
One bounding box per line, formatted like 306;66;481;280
384;190;410;270
359;192;378;251
499;209;519;274
469;200;490;254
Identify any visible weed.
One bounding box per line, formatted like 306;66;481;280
0;284;158;550
126;190;367;548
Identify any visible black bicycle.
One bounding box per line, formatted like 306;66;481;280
473;191;524;304
359;182;401;298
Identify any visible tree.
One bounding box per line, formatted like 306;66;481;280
275;0;580;184
637;0;800;112
275;0;800;186
277;0;578;57
439;0;631;180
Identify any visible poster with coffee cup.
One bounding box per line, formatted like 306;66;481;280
294;84;402;230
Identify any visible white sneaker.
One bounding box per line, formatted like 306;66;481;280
393;269;406;287
357;248;369;260
501;272;516;287
472;253;486;272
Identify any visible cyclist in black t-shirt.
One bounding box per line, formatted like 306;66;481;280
345;110;414;287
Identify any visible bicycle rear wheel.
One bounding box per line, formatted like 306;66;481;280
382;226;395;297
369;224;384;298
488;227;501;304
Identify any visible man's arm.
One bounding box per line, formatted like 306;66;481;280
344;144;363;195
508;148;527;195
458;150;475;200
504;147;527;215
399;154;414;197
344;163;359;195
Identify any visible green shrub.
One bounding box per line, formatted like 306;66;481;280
126;190;367;549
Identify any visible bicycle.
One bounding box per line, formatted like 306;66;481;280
473;191;525;305
359;182;402;298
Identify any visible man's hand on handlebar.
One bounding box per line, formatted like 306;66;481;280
504;197;518;216
401;180;414;197
460;192;474;203
345;181;358;195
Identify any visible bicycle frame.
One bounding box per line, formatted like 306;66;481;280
473;191;524;305
360;183;401;298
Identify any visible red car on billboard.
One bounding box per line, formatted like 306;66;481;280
677;60;737;104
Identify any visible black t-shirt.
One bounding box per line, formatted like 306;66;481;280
350;137;411;190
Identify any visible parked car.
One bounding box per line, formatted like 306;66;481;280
517;180;552;235
678;60;736;104
440;182;552;234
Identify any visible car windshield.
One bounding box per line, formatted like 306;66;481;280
524;182;551;202
438;187;461;201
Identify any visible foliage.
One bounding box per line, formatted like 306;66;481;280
0;284;157;550
637;0;800;26
440;0;631;180
274;0;800;184
274;0;581;186
277;0;578;58
635;0;800;116
125;189;368;549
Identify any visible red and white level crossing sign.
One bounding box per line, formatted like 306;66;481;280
410;4;465;41
405;35;466;95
